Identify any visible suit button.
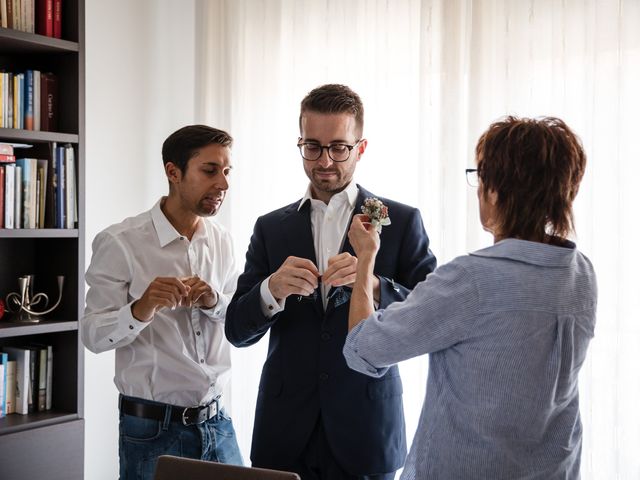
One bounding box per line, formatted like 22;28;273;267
321;332;331;341
319;373;329;381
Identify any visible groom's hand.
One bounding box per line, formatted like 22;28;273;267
323;252;357;287
269;256;320;301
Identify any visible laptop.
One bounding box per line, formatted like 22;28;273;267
154;455;301;480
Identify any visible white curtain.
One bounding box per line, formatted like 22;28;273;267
196;1;640;478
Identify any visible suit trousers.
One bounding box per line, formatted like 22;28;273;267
289;415;397;480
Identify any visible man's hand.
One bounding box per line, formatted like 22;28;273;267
182;276;218;309
269;256;320;301
323;252;357;287
131;277;190;322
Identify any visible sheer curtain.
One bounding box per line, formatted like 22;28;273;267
196;1;640;477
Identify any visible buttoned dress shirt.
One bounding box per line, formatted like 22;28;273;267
82;199;239;407
344;239;597;479
260;181;358;314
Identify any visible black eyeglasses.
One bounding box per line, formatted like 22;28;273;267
465;168;479;187
297;140;362;162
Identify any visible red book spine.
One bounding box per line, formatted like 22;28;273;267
0;154;16;163
36;0;54;37
53;0;62;38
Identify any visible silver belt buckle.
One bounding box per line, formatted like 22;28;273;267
181;398;219;426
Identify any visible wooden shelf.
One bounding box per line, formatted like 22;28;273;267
0;320;78;338
0;128;79;144
0;28;78;54
0;411;80;435
0;228;79;238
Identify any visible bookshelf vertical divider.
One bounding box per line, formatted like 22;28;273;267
0;1;85;478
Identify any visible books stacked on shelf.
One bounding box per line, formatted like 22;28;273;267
0;0;62;38
0;345;53;417
0;141;76;229
0;70;58;132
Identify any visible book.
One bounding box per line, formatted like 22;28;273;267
14;163;21;229
40;72;57;131
24;70;34;130
27;346;38;413
45;345;52;410
1;0;8;29
56;144;64;228
0;352;7;417
4;162;15;228
34;70;41;130
37;158;48;227
16;158;38;228
0;154;16;163
5;360;16;414
3;347;30;414
64;144;75;228
36;0;53;37
0;165;4;227
35;346;46;411
53;0;61;38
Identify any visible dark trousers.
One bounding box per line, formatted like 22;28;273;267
289;416;397;480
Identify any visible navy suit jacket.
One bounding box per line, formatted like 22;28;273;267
226;185;436;475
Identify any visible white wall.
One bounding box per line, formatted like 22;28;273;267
85;1;197;478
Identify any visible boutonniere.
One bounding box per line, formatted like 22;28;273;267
361;197;391;234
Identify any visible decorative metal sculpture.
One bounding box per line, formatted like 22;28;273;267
5;275;64;323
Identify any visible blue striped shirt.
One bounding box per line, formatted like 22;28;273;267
344;239;596;479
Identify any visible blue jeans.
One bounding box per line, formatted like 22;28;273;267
119;395;243;480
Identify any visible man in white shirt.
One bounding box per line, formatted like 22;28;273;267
226;85;437;479
82;125;242;480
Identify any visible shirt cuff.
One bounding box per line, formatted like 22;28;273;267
343;318;389;378
118;301;149;336
200;290;228;320
260;276;285;318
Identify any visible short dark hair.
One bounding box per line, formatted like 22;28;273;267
161;125;233;173
476;116;586;242
299;84;364;137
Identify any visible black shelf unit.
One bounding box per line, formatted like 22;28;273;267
0;1;85;478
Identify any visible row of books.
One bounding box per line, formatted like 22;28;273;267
0;70;58;131
0;0;62;38
0;142;77;229
0;345;53;416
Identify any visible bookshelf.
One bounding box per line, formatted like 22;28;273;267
0;0;85;478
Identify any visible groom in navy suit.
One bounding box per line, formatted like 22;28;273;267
226;84;437;479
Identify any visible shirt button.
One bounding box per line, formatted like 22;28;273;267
321;332;331;341
129;325;134;330
268;305;274;310
196;331;201;336
200;359;205;364
180;236;185;241
319;373;329;381
109;338;113;343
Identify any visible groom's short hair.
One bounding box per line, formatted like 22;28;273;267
299;84;364;137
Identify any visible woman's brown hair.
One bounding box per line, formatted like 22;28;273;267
476;116;586;242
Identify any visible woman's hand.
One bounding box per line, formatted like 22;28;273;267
348;214;381;260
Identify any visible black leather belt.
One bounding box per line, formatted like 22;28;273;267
120;396;220;426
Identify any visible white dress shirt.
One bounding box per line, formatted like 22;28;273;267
260;181;358;314
82;198;239;407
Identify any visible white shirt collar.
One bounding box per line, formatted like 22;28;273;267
150;197;207;248
298;181;359;211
